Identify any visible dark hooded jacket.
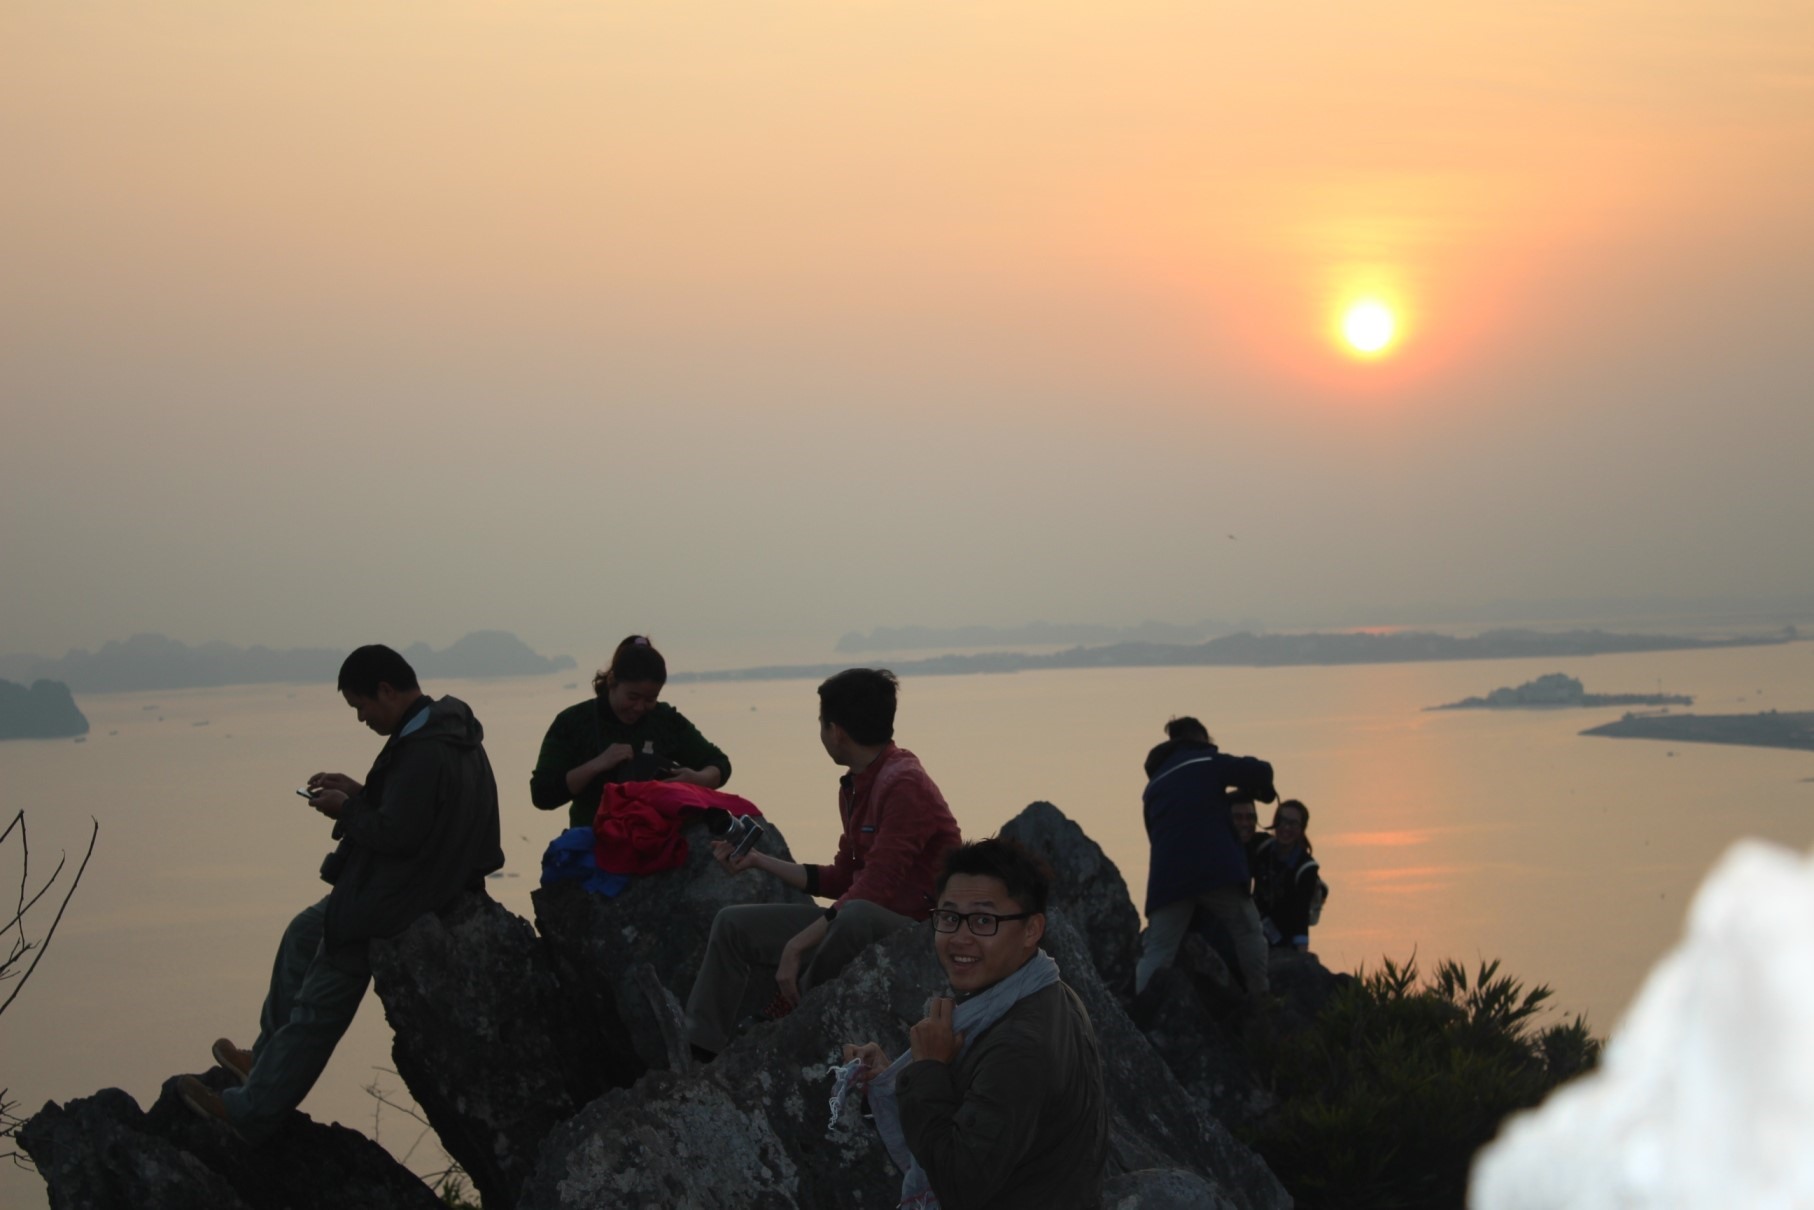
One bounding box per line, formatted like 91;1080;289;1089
319;695;504;953
1141;739;1275;916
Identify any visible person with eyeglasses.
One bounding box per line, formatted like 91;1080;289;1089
685;668;960;1059
1133;716;1277;1000
1249;799;1321;950
839;839;1108;1210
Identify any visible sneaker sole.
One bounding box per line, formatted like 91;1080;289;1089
211;1039;252;1085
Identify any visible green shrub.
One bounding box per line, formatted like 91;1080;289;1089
1248;956;1601;1210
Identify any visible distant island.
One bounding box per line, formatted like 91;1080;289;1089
1581;711;1814;753
0;678;89;740
835;617;1259;654
0;631;575;693
1428;672;1694;711
674;626;1799;684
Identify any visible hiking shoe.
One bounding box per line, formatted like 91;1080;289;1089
212;1038;253;1084
179;1075;233;1127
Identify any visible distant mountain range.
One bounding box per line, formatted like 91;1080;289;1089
835;618;1260;653
0;631;575;693
676;627;1801;684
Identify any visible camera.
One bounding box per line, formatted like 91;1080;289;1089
705;809;765;861
624;751;679;781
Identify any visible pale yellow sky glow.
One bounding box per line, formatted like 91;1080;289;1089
2;1;1812;664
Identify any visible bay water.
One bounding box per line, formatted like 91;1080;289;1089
3;642;1810;1203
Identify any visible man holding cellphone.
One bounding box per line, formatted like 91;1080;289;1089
179;644;503;1140
685;668;960;1058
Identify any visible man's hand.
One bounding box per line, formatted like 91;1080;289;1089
774;915;830;1005
308;772;362;797
308;789;349;819
711;839;764;875
599;743;634;771
840;1041;892;1084
909;997;964;1065
776;936;808;1005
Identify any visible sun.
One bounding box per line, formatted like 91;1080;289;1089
1341;300;1397;357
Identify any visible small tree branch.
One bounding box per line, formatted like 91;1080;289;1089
0;817;99;1018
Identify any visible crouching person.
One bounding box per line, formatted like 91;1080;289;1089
841;840;1108;1210
179;644;504;1141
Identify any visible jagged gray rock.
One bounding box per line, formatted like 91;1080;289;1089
1138;954;1269;1132
1266;948;1345;1028
518;917;942;1210
1000;799;1143;999
532;816;814;1075
520;906;1290;1210
1105;1168;1238;1209
1042;920;1287;1207
26;801;1301;1210
370;891;610;1210
19;1072;443;1210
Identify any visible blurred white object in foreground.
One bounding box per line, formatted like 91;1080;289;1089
1471;839;1814;1209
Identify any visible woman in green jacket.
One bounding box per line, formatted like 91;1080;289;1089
530;635;732;829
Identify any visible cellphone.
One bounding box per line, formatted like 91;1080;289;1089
295;787;314;799
729;818;765;861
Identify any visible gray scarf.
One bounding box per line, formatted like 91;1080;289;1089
861;950;1061;1209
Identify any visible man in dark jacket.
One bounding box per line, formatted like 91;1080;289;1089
180;645;503;1140
1133;716;1275;999
841;839;1108;1210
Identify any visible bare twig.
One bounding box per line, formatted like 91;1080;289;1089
0;815;99;1018
361;1068;438;1166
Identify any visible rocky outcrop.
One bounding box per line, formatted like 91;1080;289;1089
1106;1168;1241;1210
369;892;611;1210
1000;799;1143;1000
19;1072;442;1210
522;909;1290;1210
0;678;88;740
25;802;1301;1210
531;816;815;1077
1137;943;1270;1131
364;819;812;1209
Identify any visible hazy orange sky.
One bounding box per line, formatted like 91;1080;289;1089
4;2;1811;667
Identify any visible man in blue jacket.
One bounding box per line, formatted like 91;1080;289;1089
1133;716;1275;999
179;644;504;1141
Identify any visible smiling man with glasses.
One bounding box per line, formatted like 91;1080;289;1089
839;839;1108;1210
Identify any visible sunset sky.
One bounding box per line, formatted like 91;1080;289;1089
4;2;1811;668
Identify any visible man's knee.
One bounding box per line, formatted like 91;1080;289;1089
806;900;915;985
281;899;329;946
829;899;917;945
705;904;775;960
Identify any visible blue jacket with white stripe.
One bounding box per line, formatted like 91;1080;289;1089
1140;739;1276;916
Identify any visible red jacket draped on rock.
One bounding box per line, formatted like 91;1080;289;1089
593;781;763;876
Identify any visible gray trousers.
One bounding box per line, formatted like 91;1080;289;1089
221;896;370;1142
685;899;917;1053
1135;887;1270;998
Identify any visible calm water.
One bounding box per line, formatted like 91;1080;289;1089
4;645;1811;1203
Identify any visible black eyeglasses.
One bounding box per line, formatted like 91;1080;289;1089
929;909;1035;937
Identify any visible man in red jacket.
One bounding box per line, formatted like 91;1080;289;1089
685;668;961;1057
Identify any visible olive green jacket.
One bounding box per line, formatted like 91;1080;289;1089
897;982;1108;1210
529;697;731;828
